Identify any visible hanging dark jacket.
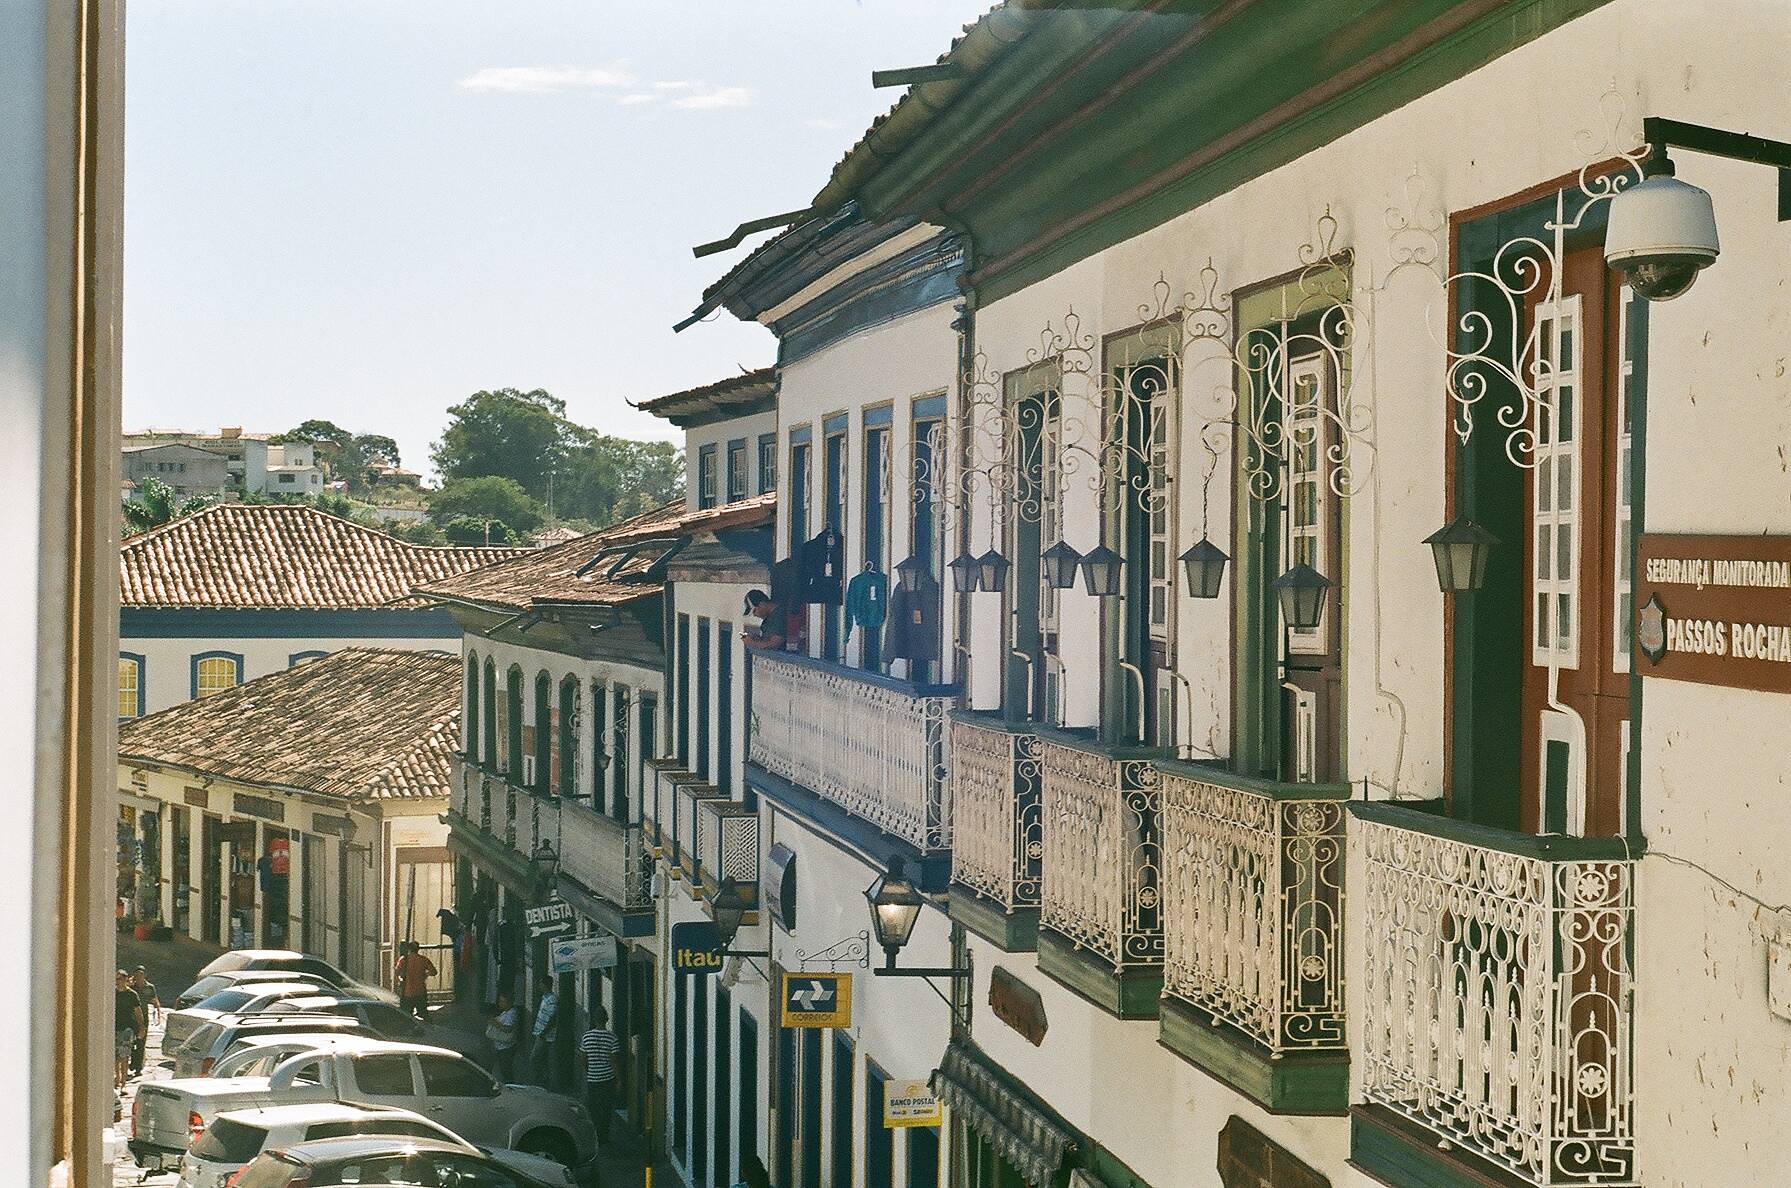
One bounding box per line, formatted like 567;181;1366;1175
884;574;940;665
800;527;845;606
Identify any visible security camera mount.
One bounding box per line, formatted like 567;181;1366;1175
1640;117;1791;221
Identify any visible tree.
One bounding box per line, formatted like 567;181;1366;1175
426;475;544;533
443;515;516;545
554;434;683;527
430;389;572;500
123;477;213;535
279;421;402;495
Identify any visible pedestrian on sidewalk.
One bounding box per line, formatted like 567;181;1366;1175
113;970;143;1090
128;966;160;1075
530;983;559;1089
485;991;520;1083
394;940;436;1019
577;1007;621;1145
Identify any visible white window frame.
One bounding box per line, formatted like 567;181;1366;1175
1286;681;1318;784
1285;352;1331;655
117;655;142;719
1540;707;1586;836
1531;295;1582;671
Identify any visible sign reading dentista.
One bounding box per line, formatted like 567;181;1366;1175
1635;533;1791;694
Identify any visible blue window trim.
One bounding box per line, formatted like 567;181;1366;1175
862;403;894;428
288;650;328;667
788;424;811;446
822;412;848;436
190;650;244;699
912;393;947;419
119;652;146;719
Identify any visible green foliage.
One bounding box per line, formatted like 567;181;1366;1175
280;420;402;495
426;475;544;533
443;515;516;545
123;477;214;535
429;387;683;528
386;517;446;545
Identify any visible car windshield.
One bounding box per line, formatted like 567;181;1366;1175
181;1022;222;1053
190;1117;270;1163
194;989;256;1013
183;975;230;999
230;1153;304;1188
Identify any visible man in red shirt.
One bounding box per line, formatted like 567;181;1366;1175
393;941;436;1019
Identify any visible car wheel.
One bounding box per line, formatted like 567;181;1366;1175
518;1128;576;1167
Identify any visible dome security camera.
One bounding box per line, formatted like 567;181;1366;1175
1604;172;1720;301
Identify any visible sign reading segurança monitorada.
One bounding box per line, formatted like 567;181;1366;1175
1635;533;1791;694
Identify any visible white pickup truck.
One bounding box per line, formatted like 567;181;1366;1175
129;1038;596;1181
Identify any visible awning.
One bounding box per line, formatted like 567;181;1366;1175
932;1040;1075;1185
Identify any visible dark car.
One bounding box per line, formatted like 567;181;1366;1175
230;1135;560;1188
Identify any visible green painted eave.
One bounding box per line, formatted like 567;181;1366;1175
836;0;1615;304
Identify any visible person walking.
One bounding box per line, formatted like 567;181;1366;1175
485;991;520;1082
128;966;160;1075
393;941;436;1020
577;1007;621;1145
530;983;559;1088
113;970;143;1090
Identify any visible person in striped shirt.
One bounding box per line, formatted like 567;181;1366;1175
578;1007;621;1144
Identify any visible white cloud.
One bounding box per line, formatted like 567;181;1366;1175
618;93;659;106
457;65;634;93
671;84;753;110
805;118;844;131
653;80;693;91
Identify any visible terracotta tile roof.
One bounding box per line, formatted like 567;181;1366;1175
117;648;461;802
419;493;776;612
120;504;526;609
632;367;777;428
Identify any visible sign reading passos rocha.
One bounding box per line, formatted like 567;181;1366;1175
1635;533;1791;694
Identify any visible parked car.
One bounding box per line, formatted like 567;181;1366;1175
173;968;336;1010
175;1103;576;1188
129;1040;595;1177
227;1136;562;1188
161;983;331;1051
276;993;484;1059
209;1033;384;1079
195;948;398;1005
171;1014;374;1079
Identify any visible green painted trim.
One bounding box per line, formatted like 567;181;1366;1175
1031;721;1174;763
968;0;1619;304
1157;996;1349;1115
1349;1104;1525;1188
949;885;1039;953
1349;799;1644;861
1154;758;1352;801
1036;929;1161;1020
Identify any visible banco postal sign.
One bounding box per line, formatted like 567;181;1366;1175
781;971;852;1029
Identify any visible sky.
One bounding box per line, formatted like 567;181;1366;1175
124;0;992;479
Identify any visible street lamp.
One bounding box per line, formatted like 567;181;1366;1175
709;878;769;957
1272;563;1332;632
1179;538;1229;599
948;552;982;593
894;554;929;585
1040;541;1082;590
1423;518;1498;594
1078;545;1124;597
976;549;1011;594
864;856;970;981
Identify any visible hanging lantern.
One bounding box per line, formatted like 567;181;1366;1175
709;878;751;947
1271;563;1332;631
1079;545;1125;597
1040;541;1083;590
864;856;925;962
894;554;929;584
1179;538;1229;599
1422;518;1498;594
948;552;983;593
976;549;1011;594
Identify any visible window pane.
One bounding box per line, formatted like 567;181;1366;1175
1536;594;1550;648
1537;529;1551;580
1557;524;1573;580
118;658;140;718
353;1054;415;1095
420;1054;494;1097
1556;593;1573;644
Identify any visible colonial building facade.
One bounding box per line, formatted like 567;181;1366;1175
653;2;1791;1187
116;648;461;985
119;503;518;717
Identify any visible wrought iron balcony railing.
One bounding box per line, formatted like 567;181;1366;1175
1038;738;1163;972
1159;766;1347;1055
948;714;1041;912
1355;805;1636;1187
747;650;953;854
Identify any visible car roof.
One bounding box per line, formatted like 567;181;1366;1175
228;1033;382;1052
240;983;328;997
233;949;307;961
212;1101;431;1128
272;1038;461;1065
272;1134;471;1162
227;1013;363;1029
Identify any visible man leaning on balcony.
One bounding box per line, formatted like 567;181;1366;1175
741;590;785;651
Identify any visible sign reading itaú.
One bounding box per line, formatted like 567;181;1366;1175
1636;534;1791;693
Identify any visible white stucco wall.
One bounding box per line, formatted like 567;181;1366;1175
122;633;461;717
687;411;777;510
950;1;1791;1184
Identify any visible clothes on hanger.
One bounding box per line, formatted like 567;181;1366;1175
800;527;845;606
885;571;941;668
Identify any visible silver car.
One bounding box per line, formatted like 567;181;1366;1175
161;983;327;1050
